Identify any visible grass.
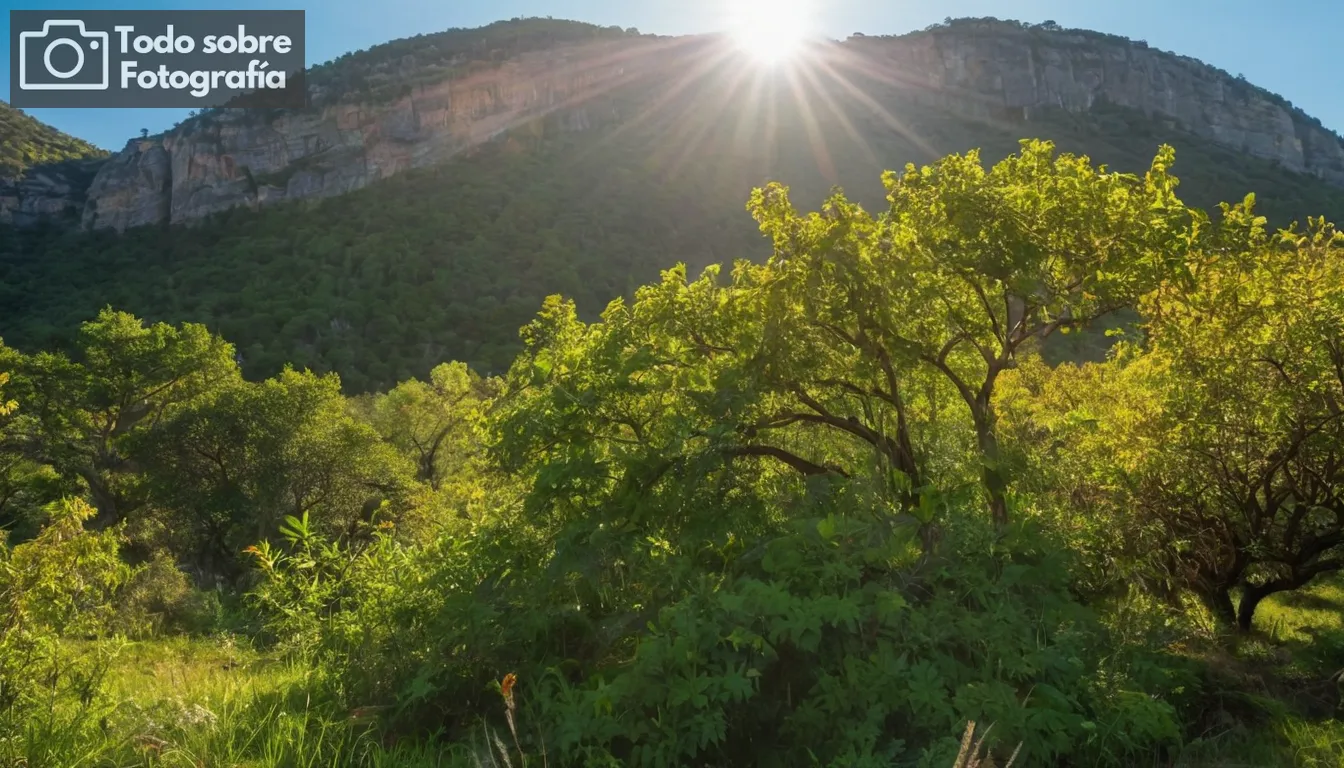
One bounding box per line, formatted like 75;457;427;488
8;635;473;768
1173;713;1344;767
1257;578;1344;675
1166;576;1344;767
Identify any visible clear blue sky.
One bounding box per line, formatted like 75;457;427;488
3;0;1342;151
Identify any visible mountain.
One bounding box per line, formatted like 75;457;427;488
3;17;1344;391
11;17;1344;232
0;101;107;226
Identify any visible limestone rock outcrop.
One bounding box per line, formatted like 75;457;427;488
855;21;1344;185
0;158;104;227
78;39;647;231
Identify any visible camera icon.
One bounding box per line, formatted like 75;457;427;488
18;20;110;91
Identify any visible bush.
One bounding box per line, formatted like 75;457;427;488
249;490;1186;766
0;498;129;757
114;552;223;636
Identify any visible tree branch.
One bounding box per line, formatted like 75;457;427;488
725;445;849;477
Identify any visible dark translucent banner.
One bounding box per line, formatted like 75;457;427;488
9;10;306;108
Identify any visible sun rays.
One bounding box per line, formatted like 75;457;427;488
471;15;940;215
588;33;937;197
726;0;815;65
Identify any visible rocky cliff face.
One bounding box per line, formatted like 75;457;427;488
853;20;1344;185
9;20;1344;231
0;158;104;227
80;38;654;231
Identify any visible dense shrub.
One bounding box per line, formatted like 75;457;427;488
246;486;1193;766
0;499;128;755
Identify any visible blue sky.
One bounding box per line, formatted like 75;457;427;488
3;0;1342;151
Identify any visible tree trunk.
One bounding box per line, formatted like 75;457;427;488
975;417;1009;527
80;467;121;529
1236;585;1270;634
1235;570;1344;634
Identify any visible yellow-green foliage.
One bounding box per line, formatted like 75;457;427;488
9;636;473;767
4;138;1344;766
3;497;129;636
0;498;130;760
0;371;14;417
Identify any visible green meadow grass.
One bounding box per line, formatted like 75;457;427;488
13;636;473;768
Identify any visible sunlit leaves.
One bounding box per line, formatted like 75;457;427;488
0;309;241;532
1004;203;1344;629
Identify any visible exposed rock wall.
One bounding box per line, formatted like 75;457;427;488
854;22;1344;185
80;39;654;231
0;158;104;227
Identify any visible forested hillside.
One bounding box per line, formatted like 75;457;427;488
0;101;106;178
302;16;644;104
4;24;1344;390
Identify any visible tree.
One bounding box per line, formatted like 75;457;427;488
1135;207;1344;630
135;368;412;579
995;347;1174;602
360;362;497;492
747;140;1190;523
1002;204;1344;631
355;362;501;537
4;310;239;529
496;141;1192;548
0;370;62;536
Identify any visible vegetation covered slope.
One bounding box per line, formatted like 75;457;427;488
3;21;1344;392
303;16;646;105
0;101;107;177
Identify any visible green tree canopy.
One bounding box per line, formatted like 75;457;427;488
1;309;239;528
1000;205;1344;631
495;140;1197;578
135;368;413;579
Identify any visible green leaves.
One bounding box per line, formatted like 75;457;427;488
0;309;242;536
137;366;414;579
436;145;1215;762
279;512;311;546
1001;195;1344;631
0;497;130;748
0;101;106;177
0;372;15;418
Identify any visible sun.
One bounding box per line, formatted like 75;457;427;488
727;0;814;64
